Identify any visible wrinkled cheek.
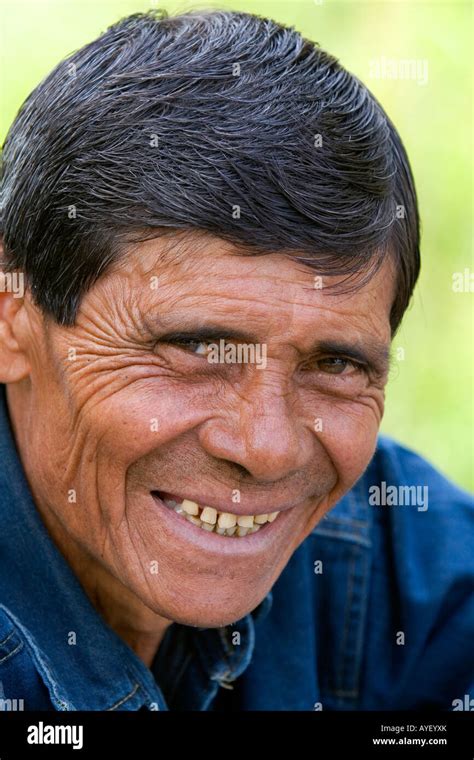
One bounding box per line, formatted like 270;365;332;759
35;379;195;535
315;401;382;496
85;381;205;468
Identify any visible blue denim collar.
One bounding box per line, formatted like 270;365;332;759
0;385;271;710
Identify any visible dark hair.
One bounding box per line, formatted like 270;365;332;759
0;9;420;332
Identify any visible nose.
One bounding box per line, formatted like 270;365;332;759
198;369;314;482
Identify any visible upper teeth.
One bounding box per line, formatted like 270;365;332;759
162;497;280;537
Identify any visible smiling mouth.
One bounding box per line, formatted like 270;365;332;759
152;492;280;537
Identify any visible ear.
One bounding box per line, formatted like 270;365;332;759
0;254;31;383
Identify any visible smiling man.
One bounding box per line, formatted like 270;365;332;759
0;10;472;712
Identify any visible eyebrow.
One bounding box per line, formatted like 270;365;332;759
153;324;390;374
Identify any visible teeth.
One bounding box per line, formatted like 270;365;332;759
181;499;200;516
217;512;237;529
200;506;217;525
160;495;281;537
237;515;254;528
185;514;201;526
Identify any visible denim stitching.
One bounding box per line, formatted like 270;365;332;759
0;640;23;664
107;683;141;711
0;605;70;710
0;630;14;648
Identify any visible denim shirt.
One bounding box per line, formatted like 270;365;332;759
0;385;473;711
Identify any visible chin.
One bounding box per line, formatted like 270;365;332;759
139;581;270;629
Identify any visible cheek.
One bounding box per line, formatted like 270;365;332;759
32;375;212;541
84;377;209;468
316;395;383;493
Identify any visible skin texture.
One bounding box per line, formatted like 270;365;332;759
0;233;394;666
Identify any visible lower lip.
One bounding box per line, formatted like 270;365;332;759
150;492;294;555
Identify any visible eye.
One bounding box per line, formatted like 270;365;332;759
317;357;353;375
302;356;364;376
168;339;212;356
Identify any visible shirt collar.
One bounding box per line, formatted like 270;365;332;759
0;385;271;710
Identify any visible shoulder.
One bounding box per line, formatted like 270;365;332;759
364;435;473;573
357;438;474;707
368;434;473;514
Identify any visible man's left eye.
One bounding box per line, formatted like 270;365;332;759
172;339;212;356
314;358;360;375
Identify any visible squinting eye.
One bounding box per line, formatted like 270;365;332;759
316;358;354;375
174;340;212;356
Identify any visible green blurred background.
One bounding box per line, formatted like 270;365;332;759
1;0;472;490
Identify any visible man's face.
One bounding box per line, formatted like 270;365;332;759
6;235;393;627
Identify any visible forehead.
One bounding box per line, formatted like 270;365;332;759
107;233;395;345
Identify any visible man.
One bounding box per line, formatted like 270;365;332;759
0;10;472;711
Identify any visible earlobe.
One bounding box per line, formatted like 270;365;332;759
0;290;31;383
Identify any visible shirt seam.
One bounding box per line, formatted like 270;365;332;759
0;641;23;664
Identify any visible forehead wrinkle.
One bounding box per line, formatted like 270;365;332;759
115;229;215;282
113;234;397;319
136;264;393;335
112;235;394;347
